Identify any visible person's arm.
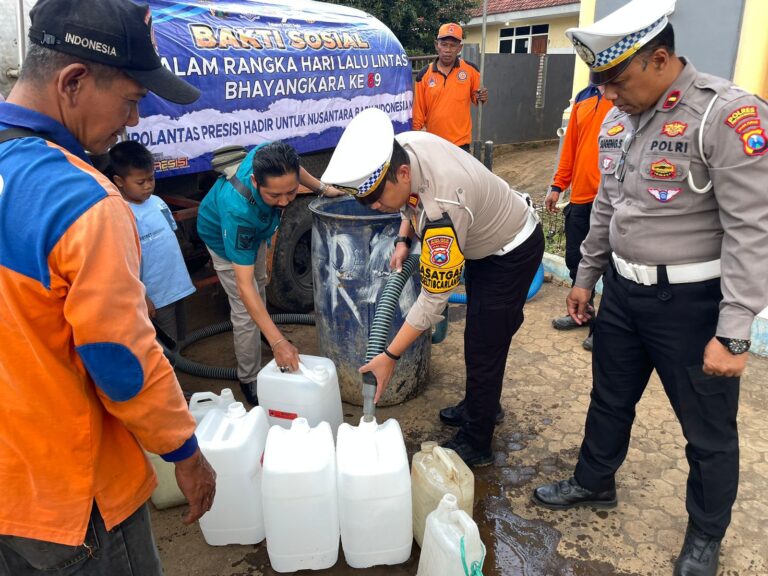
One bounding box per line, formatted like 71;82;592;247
701;94;768;376
55;195;215;523
390;218;414;272
548;100;581;211
232;262;299;371
298;166;345;198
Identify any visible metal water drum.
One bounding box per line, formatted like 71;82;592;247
309;197;430;406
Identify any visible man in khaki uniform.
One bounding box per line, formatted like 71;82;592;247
322;108;544;466
532;1;768;575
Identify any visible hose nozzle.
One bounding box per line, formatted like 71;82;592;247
362;372;376;422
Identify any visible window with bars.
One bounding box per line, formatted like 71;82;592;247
499;24;549;54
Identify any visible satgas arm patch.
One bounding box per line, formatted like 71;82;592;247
419;223;465;294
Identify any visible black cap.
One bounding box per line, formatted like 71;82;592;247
28;0;200;105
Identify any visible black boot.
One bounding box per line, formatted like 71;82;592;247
239;381;258;406
673;521;721;576
532;476;617;510
441;434;494;467
439;399;504;427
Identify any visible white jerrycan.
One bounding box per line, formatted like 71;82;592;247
189;388;236;423
148;388;237;510
262;418;339;572
336;417;412;568
417;494;485;576
411;441;474;547
256;355;343;440
196;402;270;545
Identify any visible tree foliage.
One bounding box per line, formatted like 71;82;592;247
325;0;481;55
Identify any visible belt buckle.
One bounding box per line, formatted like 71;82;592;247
634;264;653;286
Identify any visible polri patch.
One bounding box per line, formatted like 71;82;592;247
661;121;688;137
725;105;758;128
649;159;676;179
662;90;681;109
647;187;681;203
601;156;616;172
420;225;464;294
607;124;625;136
740;127;767;156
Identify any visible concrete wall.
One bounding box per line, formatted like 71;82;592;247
462;51;575;144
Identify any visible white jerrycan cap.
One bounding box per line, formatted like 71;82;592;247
438;493;459;512
357;416;378;431
220;388;235;404
290;417;311;432
227;402;247;418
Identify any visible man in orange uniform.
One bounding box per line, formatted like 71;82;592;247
0;1;215;574
412;23;488;151
545;86;613;350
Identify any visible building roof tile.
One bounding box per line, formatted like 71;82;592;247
470;0;579;18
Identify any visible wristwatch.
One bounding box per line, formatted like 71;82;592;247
716;336;751;355
394;236;412;248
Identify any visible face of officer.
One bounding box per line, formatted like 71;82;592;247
253;171;299;208
369;164;412;214
435;38;462;68
602;47;676;116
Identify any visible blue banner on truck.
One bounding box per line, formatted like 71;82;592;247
126;0;413;178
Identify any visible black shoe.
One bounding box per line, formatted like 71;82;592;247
552;314;590;330
439;400;505;427
441;435;494;468
582;334;593;351
239;381;258;406
532;476;617;510
673;522;721;576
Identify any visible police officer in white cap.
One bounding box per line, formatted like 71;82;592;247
323;108;544;467
532;1;768;574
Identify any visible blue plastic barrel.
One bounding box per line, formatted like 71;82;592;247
309;197;431;407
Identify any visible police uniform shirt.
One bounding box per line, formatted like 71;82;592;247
577;60;768;339
397;131;531;330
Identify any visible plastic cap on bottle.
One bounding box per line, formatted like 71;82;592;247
227;402;247;419
291;417;311;432
221;388;235;404
421;441;438;453
438;493;459;511
358;416;378;431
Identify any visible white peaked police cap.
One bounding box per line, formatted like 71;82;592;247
322;108;395;200
566;0;676;85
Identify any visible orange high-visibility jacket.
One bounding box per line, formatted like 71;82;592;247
552;89;614;204
0;103;197;546
412;58;481;147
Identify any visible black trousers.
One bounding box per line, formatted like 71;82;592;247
574;265;740;538
460;225;545;450
563;201;593;285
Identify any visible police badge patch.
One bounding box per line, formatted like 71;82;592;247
647;187;681;202
420;224;464;294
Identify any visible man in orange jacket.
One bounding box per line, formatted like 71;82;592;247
412;23;488;151
545;86;613;350
0;1;215;574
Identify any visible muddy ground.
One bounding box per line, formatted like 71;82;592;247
151;143;768;575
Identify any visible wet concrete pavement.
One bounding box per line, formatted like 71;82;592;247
155;277;768;576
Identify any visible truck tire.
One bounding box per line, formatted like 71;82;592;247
266;195;315;312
